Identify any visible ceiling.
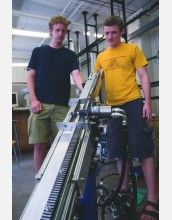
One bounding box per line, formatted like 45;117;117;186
12;0;159;65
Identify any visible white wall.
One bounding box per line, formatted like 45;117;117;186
12;66;28;83
12;67;28;107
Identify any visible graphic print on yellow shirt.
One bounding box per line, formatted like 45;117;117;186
94;43;148;106
104;57;125;70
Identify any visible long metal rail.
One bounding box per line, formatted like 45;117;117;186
19;71;102;220
19;70;128;220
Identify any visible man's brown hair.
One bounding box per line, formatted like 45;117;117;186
103;15;124;32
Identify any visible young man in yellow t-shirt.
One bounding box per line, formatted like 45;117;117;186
94;15;158;220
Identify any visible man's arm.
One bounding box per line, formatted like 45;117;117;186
137;66;152;124
27;69;42;113
71;70;84;92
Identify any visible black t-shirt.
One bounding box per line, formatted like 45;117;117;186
27;45;79;106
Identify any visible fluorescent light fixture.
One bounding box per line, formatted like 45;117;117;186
96;33;104;38
12;63;28;67
12;29;49;38
83;31;103;38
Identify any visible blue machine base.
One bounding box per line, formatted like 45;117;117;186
79;169;98;220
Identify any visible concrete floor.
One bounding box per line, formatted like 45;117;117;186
12;151;159;220
12;152;36;220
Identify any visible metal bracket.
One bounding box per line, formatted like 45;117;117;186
56;122;89;131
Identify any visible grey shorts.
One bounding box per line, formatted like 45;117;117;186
28;103;69;144
106;98;155;160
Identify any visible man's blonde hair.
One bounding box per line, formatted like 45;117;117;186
48;16;70;29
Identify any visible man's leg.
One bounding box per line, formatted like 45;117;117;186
141;156;158;219
34;143;47;173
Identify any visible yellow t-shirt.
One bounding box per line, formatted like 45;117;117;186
94;43;148;106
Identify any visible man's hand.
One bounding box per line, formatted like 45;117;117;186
143;101;152;124
31;100;42;113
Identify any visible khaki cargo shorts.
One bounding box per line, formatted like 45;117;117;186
28;103;69;144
